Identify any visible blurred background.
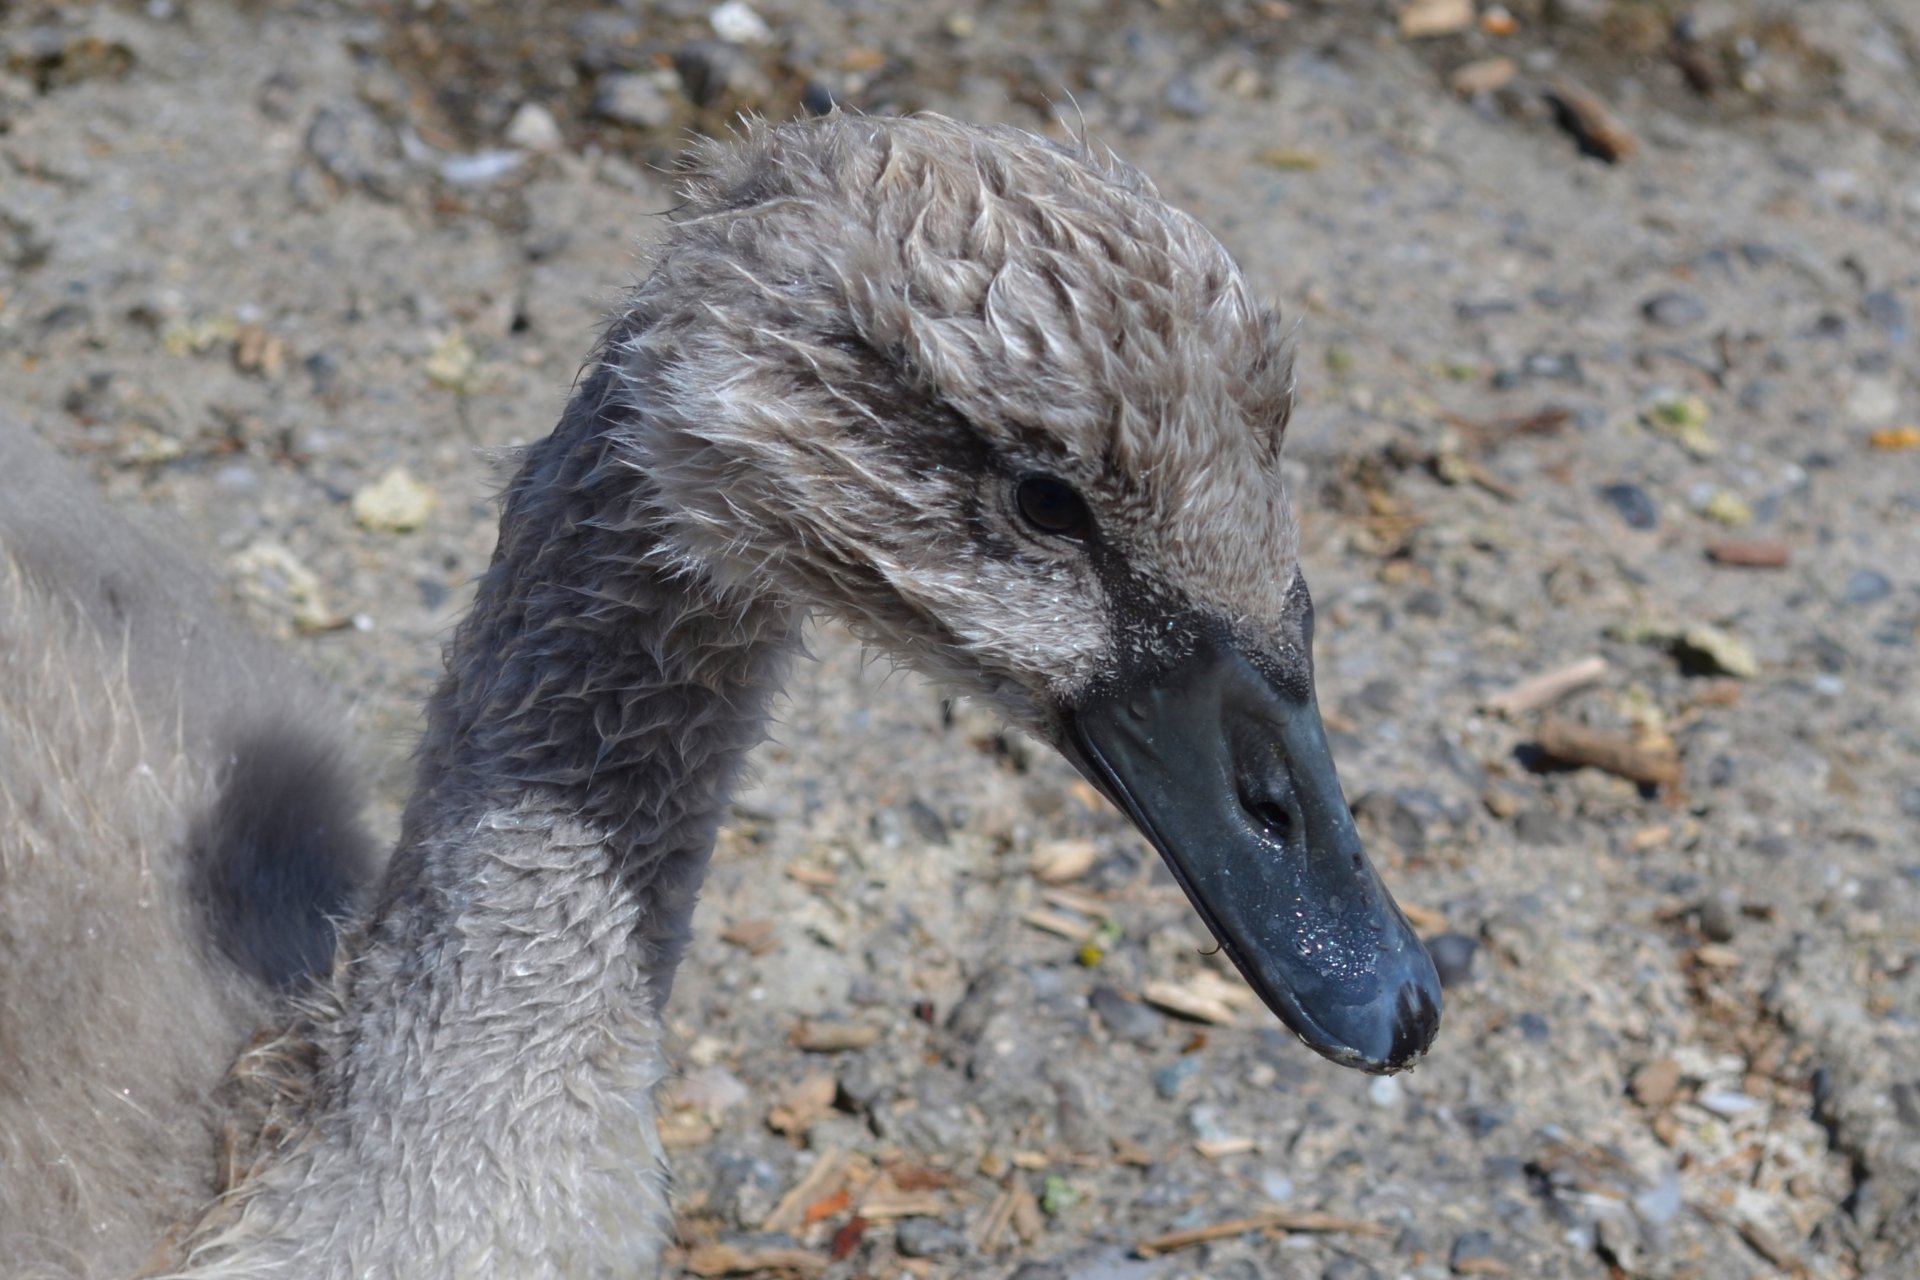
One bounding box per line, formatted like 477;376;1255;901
1;2;1915;1276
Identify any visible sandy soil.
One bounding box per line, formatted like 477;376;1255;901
2;1;1917;1277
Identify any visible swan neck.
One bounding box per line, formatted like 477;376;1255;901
394;363;797;990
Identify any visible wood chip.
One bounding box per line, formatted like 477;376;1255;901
827;1215;867;1261
720;918;780;956
1692;943;1741;969
1022;908;1096;941
1030;839;1098;884
973;1186;1016;1251
1040;886;1110;918
791;1020;880;1053
1194;1136;1257;1159
1627;824;1672;852
767;1072;838;1136
1546;74;1636;162
1533;716;1681;788
679;1243;826;1277
1398;901;1448;934
1137;1209;1390;1256
657;1112;714;1149
761;1147;850;1233
856;1177;947;1221
1009;1187;1044;1243
1454;1258;1513;1276
1685;680;1744;709
802;1186;852;1227
1706;539;1790;568
1868;426;1920;451
783;863;837;889
1142;974;1253;1026
1483;655;1609;716
232;324;286;377
1451;55;1517;96
1399;0;1474;39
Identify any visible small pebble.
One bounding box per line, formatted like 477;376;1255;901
709;0;773;45
1697;1089;1760;1118
894;1217;966;1259
1514;808;1565;846
1863;289;1909;344
1153;1056;1200;1100
1426;933;1478;988
1162;75;1210;119
1516;1012;1550;1043
1672;624;1760;678
1089;986;1164;1045
1700;490;1752;526
1630;1057;1681;1108
1449;1229;1502;1274
1843;568;1893;605
1697;893;1739;943
1368;1075;1403;1108
675;41;766;107
351;467;436;533
1599;482;1657;530
594;72;677;128
1642;291;1708;328
504;102;563;152
1260;1170;1295;1203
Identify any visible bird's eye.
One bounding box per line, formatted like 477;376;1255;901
1015;475;1093;541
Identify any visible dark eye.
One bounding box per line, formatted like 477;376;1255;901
1014;475;1093;541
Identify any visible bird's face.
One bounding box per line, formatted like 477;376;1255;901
620;115;1440;1072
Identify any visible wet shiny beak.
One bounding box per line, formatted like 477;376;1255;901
1066;635;1441;1073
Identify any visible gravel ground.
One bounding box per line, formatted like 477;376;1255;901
3;2;1917;1277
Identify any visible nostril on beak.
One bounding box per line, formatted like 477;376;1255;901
1241;792;1294;842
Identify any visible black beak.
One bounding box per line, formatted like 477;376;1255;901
1065;631;1440;1073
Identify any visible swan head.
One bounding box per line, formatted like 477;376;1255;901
614;113;1440;1073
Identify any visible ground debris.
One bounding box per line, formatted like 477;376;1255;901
1706;539;1789;568
674;1241;826;1277
1399;0;1474;41
1546;74;1636;162
351;467;436;533
1451;56;1516;97
1137;1208;1390;1256
1532;716;1681;789
790;1019;880;1053
1483;655;1609;716
1142;973;1254;1026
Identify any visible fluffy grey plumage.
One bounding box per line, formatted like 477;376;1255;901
0;426;375;1279
0;113;1328;1277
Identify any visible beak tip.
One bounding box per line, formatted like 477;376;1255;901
1289;956;1444;1076
1385;977;1443;1072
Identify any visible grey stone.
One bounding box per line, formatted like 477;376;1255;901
895;1217;968;1258
1353;790;1427;855
1426;932;1478;988
1450;1230;1503;1273
1697;892;1739;943
1843;568;1893;605
1162;75;1209;119
1599;482;1657;530
1864;288;1909;344
593;72;676;129
1514;808;1565;846
1642;291;1708;327
674;40;767;106
1090;985;1164;1044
